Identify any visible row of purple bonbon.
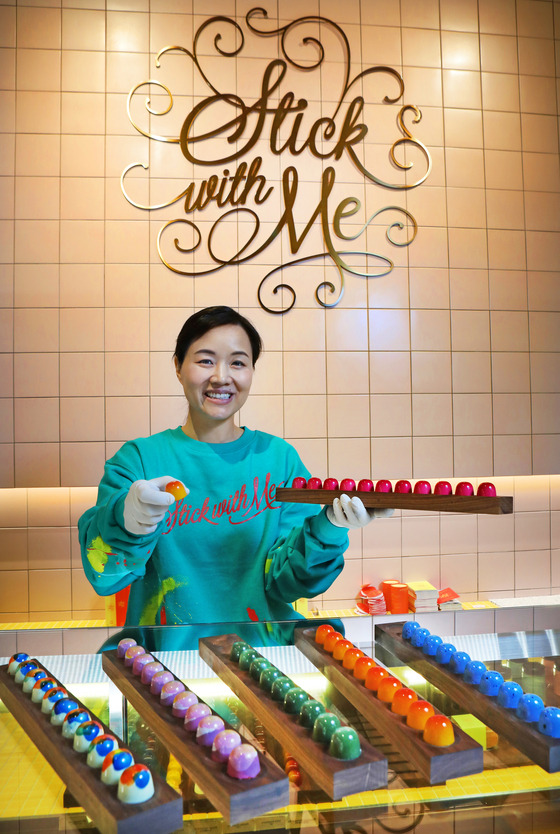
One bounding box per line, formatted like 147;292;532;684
400;623;560;738
7;651;153;803
117;638;260;779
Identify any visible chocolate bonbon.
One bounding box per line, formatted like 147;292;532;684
196;715;225;747
312;712;341;744
141;660;164;685
211;729;242;763
150;670;174;695
283;686;309;715
62;708;91;739
8;652;29;675
15;660;39;685
227;744;261;779
41;686;67;714
171;689;198;718
516;693;544;723
497;681;523;709
50;696;79;726
479;670;504;696
86;734;119;768
124;645;145;667
31;677;56;704
160;679;185;706
22;668;48;693
249;656;271;681
259;666;282;692
184;703;212;731
117;638;137;658
118;763;155;803
464;660;487;685
73;720;103;752
270;675;294;702
423;715;455;747
132;653;154;676
298;699;326;728
101;748;135;785
328;726;361;760
238;648;259;671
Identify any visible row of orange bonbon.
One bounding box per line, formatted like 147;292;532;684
314;624;455;746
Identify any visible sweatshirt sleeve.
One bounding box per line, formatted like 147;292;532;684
264;505;348;602
78;444;163;597
262;437;350;603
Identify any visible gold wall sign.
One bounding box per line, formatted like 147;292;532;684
122;9;431;313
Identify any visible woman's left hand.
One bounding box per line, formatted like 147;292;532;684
326;494;394;529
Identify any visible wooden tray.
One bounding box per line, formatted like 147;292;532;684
0;661;182;834
375;623;560;773
275;488;513;515
102;650;289;825
294;628;483;785
198;633;388;800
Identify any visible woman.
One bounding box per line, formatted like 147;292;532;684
79;306;390;630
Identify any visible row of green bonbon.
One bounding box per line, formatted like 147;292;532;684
229;640;361;760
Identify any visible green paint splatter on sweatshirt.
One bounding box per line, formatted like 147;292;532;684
139;576;185;625
86;536;114;573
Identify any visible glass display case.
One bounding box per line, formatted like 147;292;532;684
1;619;559;834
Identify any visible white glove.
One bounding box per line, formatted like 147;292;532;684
326;494;394;529
123;476;188;535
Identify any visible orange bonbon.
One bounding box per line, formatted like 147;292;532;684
165;480;187;500
288;769;302;785
377;676;403;703
323;631;344;653
315;624;334;644
391;686;418;715
423;715;455;747
364;666;389;691
332;639;353;661
391;687;418;715
353;656;376;681
406;700;435;730
342;648;364;670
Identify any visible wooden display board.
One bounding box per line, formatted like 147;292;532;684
275;488;513;515
198;633;388;800
375;623;560;773
0;662;182;834
102;650;289;825
294;628;483;785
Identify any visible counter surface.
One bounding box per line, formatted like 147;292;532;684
1;621;559;834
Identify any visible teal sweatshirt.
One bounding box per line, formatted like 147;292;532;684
79;427;348;627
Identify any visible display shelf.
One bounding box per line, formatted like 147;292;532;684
2;623;560;834
102;650;289;825
375;623;560;773
275;488;513;515
198;633;388;800
0;661;182;834
294;627;484;784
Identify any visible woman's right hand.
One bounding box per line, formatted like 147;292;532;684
123;476;187;535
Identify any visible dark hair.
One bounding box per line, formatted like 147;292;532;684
174;306;263;367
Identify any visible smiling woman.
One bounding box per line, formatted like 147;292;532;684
173;313;258;444
78;306;392;635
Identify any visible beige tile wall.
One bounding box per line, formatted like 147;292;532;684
0;0;559;617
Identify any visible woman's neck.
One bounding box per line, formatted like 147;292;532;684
182;416;243;444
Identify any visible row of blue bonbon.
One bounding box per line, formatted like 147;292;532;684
400;622;560;738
